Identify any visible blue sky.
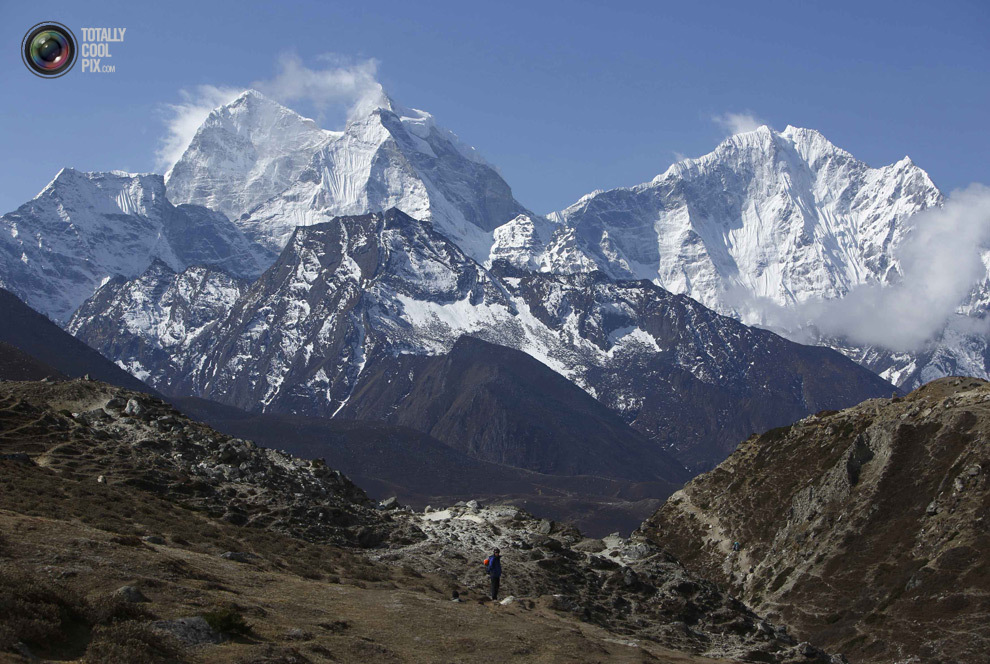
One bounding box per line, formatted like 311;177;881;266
2;0;988;216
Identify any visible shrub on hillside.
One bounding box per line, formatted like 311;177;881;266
83;622;180;664
0;567;86;652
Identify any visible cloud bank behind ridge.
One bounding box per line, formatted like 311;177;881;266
733;185;990;352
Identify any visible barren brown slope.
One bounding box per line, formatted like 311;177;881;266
0;459;727;664
0;379;838;663
640;377;990;664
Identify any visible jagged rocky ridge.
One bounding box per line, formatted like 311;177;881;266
0;378;843;663
67;261;250;384
70;209;894;470
640;376;990;664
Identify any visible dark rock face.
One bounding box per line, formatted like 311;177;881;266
71;209;893;472
489;265;896;471
0;288;155;394
341;335;690;482
174;395;683;538
640;377;990;664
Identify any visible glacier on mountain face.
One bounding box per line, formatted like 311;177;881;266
164;90;336;225
526;125;943;315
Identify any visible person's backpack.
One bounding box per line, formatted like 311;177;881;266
483;557;490;567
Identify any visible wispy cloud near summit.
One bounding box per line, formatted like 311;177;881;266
156;55;385;171
156;85;242;172
253;54;386;121
712;111;766;135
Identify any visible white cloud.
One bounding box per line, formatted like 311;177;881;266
735;185;990;352
712;111;766;136
810;185;990;350
156;55;386;172
251;53;386;120
156;85;241;171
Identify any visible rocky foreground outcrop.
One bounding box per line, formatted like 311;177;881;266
641;376;990;664
0;378;840;663
0;379;416;547
374;502;840;663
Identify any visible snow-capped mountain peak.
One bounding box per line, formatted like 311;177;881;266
168;89;531;262
525;124;943;315
165;89;335;222
377;95;490;168
0;168;271;323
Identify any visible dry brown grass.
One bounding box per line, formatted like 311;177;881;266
0;455;728;663
83;622;181;664
0;566;88;654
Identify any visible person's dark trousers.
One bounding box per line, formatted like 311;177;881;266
490;576;500;600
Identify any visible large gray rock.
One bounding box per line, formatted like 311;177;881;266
150;616;224;646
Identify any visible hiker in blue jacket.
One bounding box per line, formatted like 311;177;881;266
484;547;502;600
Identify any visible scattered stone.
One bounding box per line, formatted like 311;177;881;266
142;535;166;545
97;475;106;484
378;496;400;510
222;510;248;526
284;627;310;640
499;595;516;605
466;499;481;510
104;397;127;412
124;398;145;418
113;585;148;603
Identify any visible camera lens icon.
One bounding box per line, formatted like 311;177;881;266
22;22;77;78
